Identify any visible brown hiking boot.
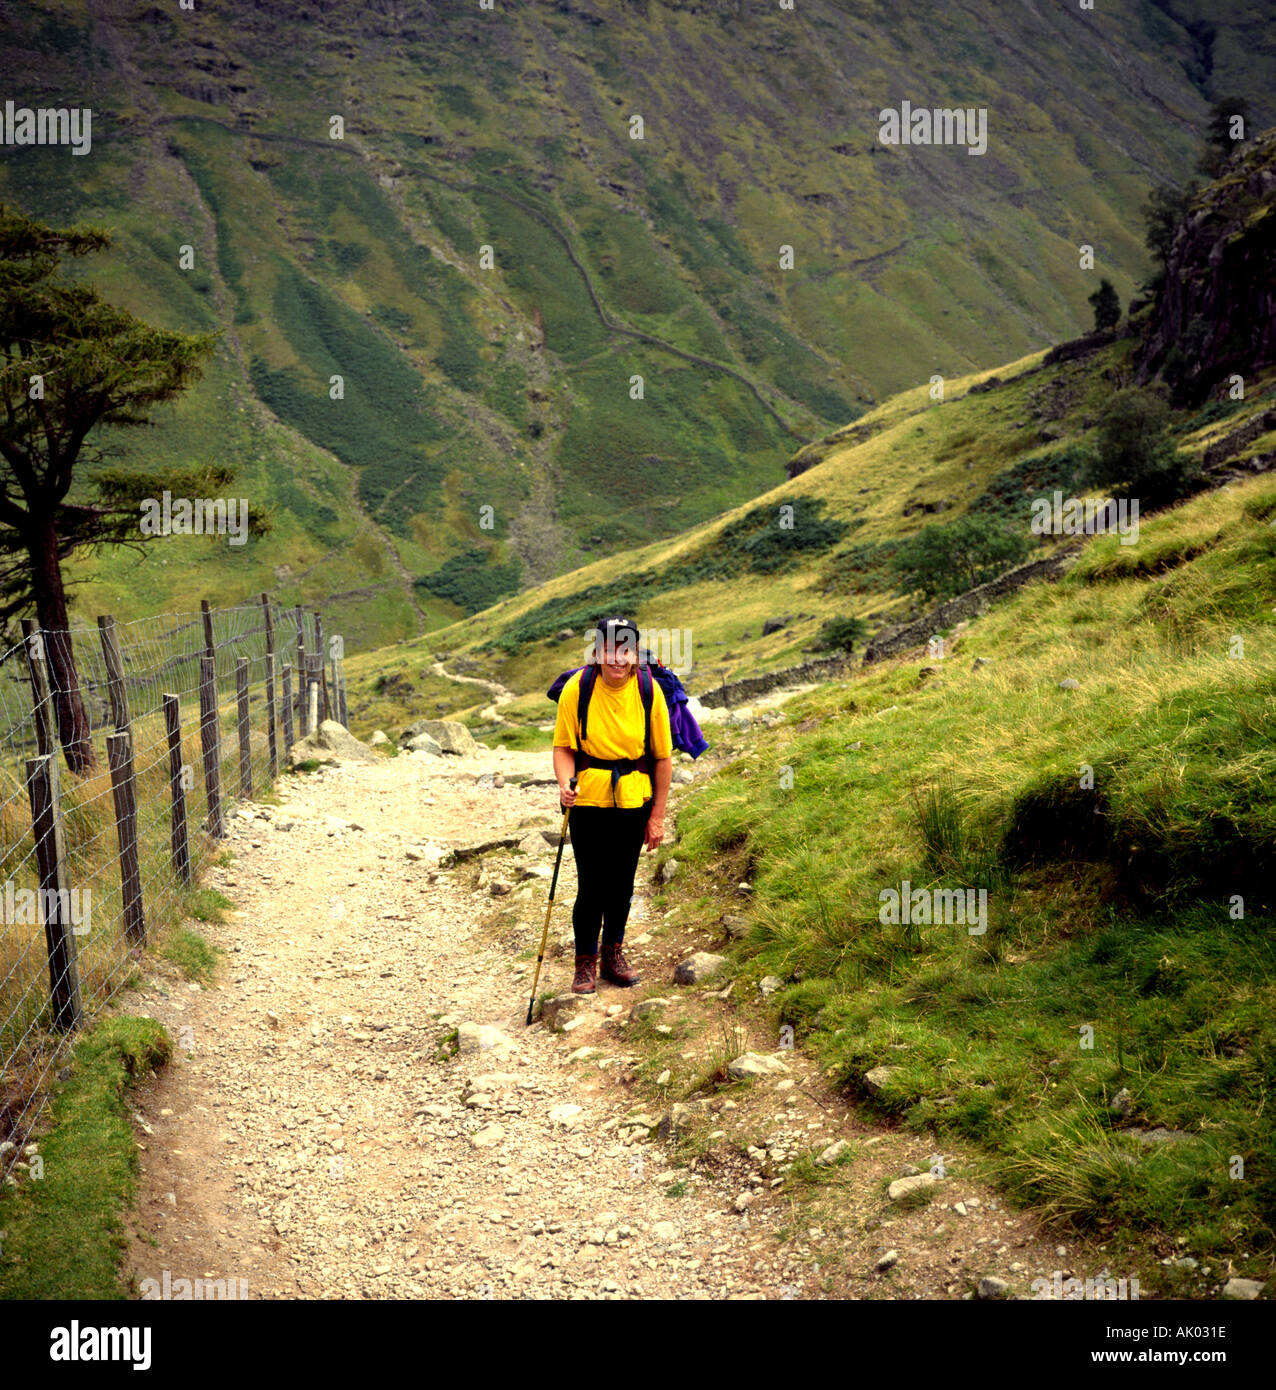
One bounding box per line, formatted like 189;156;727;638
599;941;640;987
571;953;597;994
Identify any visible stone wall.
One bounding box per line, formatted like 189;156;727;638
693;653;857;708
861;541;1085;665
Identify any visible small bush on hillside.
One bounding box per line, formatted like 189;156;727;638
1079;388;1202;508
813;615;867;652
890;515;1031;601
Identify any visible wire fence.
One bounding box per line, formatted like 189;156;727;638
0;595;350;1183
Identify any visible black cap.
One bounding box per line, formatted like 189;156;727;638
596;615;639;641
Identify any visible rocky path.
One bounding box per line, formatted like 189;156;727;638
116;743;811;1299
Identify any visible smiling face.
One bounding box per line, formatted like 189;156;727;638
598;640;637;687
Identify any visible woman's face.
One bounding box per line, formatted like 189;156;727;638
598;642;636;687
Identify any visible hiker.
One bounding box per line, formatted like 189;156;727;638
553;616;673;995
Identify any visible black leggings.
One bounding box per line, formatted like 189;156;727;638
567;801;652;955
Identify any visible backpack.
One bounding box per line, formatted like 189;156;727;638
546;657;709;763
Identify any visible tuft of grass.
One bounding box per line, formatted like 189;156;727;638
184;888;234;925
681;1018;749;1098
157;926;219;984
0;1016;171;1299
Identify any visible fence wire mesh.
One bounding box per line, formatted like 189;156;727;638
0;600;332;1182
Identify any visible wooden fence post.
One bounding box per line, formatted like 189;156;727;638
281;662;295;751
106;732;146;947
20;619;53;757
162;693;191;885
314;612;331;721
201;599;215;660
25;754;82;1031
261;594;278;778
235;656;252;798
97;615;131;732
199;653;224;837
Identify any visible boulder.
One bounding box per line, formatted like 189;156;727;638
288;738;337;769
449;833;524;863
758;975;784;997
369;729;390;746
863;1065;901;1096
405;732;444;756
977;1276;1010;1300
816;1138;850;1166
541;995;591;1031
657;1102;706;1140
888;1173;939;1202
456;1022;515;1056
630;997;672;1020
400;719;477;755
674;952;726;985
315;720;379;763
470;1123;506;1149
1223;1277;1265;1300
727;1052;790;1079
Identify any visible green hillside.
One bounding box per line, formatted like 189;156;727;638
2;0;1273;647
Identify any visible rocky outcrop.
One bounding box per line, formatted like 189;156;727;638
1136;128;1276;405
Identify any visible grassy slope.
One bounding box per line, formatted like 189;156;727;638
5;0;1272;643
662;469;1276;1272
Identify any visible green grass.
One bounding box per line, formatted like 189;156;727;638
184;888;234;925
0;1016;172;1299
157;927;219;984
664;471;1276;1268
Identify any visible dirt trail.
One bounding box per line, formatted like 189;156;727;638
116;744;812;1299
117;731;1090;1301
429;661;519;727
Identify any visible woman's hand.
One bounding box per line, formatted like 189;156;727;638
558;780;578;809
644;813;665;851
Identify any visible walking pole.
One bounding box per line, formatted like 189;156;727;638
526;777;577;1025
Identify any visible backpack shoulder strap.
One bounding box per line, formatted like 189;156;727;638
639;663;653;766
577;665;597;747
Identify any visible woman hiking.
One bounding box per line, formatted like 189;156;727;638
553;616;672;995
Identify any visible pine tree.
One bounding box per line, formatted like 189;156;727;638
0;205;219;773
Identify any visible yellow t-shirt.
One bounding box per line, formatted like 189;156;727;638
553;668;673;808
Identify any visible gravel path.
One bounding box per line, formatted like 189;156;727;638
117;744;805;1299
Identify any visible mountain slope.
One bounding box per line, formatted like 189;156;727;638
1;0;1274;647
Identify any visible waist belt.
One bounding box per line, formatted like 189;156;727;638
574;751;653;804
